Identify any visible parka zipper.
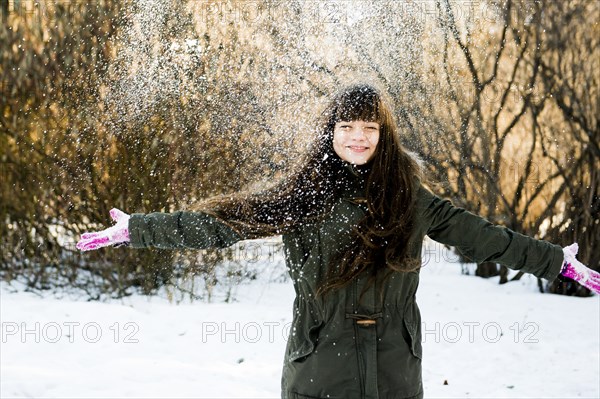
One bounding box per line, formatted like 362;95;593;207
351;278;366;397
347;276;382;399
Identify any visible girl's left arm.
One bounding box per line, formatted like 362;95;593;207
416;184;599;293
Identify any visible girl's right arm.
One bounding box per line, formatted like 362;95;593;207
129;210;242;249
76;208;243;251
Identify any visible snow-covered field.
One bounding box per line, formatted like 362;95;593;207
1;239;599;398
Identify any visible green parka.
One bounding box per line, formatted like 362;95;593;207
128;162;564;399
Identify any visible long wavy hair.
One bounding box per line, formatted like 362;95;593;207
198;83;425;298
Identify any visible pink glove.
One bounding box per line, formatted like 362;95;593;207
76;208;130;251
560;243;600;294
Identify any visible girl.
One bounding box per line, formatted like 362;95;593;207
77;84;599;399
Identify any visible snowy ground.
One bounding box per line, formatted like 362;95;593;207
1;239;599;399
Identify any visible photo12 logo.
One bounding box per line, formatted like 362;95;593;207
200;321;291;344
422;321;540;344
3;1;101;24
1;321;140;344
194;1;348;26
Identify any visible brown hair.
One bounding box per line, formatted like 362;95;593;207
198;83;425;298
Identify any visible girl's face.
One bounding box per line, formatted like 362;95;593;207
333;120;380;165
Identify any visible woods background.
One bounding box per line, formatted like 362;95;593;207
1;0;598;299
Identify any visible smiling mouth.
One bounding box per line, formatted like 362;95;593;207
347;146;369;152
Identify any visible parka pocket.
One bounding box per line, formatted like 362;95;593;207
403;302;423;360
403;319;423;360
286;299;325;363
287;319;324;363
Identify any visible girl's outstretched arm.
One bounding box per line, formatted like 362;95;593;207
418;185;599;294
76;208;243;251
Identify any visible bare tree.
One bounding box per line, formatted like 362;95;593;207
535;0;600;295
2;0;595;298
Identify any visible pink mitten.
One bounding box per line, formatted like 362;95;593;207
76;208;130;251
560;243;600;294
